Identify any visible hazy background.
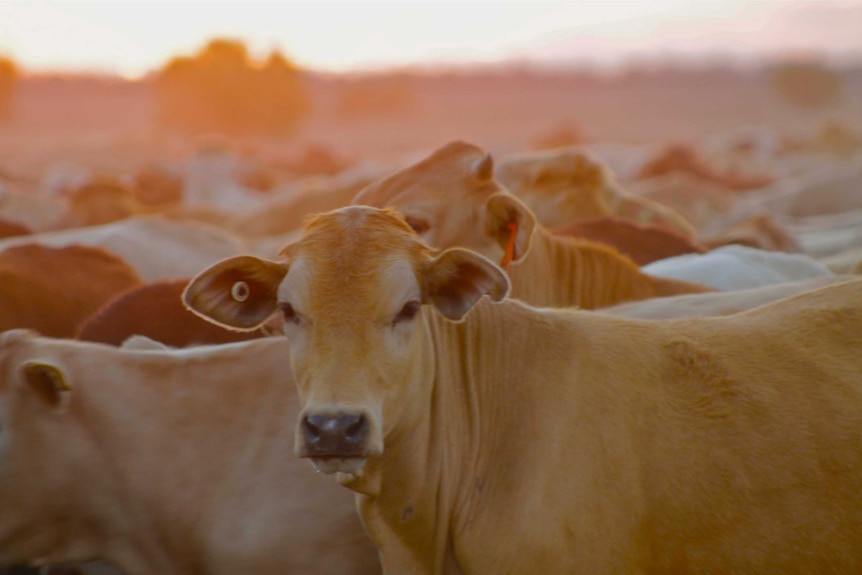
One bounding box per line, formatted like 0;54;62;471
0;0;860;176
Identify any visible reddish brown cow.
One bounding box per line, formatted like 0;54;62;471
77;278;268;347
0;243;142;337
553;216;706;265
0;217;32;239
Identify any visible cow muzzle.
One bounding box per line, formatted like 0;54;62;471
299;411;371;474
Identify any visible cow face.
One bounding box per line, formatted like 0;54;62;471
0;330;98;565
352;141;537;267
184;206;509;477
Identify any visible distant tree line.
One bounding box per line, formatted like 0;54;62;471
155;38;309;136
768;60;844;110
0;55;17;122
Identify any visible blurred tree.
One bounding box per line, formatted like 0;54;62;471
336;74;417;118
155;39;309;136
769;60;844;110
0;55;18;122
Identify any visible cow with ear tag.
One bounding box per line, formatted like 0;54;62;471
351;140;712;310
186;205;862;575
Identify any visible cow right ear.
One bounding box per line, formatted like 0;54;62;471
22;361;72;413
183;255;287;331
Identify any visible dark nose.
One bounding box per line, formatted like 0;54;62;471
301;412;369;456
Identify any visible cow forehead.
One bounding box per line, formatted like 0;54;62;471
282;207;430;309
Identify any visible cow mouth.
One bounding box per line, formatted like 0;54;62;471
309;456;367;475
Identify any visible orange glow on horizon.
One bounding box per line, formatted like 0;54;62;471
0;0;860;78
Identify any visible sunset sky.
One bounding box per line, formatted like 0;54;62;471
0;0;860;77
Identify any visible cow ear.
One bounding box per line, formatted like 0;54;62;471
22;361;71;413
471;152;494;182
483;192;536;264
423;248;510;321
183;255;287;331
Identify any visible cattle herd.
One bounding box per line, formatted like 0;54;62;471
1;127;862;574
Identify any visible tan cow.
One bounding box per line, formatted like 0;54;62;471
0;331;378;575
0;244;142;337
636;142;773;191
353;141;711;309
48;179;143;230
184;205;862;575
495;146;696;236
600;275;856;319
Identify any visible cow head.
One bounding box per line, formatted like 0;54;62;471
352;141;537;267
494;147;619;229
0;329;102;565
184;206;509;477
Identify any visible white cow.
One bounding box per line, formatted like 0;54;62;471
642;244;833;290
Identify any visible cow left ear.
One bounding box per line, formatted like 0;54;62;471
183;255;288;331
21;361;71;413
483;192;537;265
423;248;510;321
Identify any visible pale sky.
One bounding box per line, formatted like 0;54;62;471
0;0;860;77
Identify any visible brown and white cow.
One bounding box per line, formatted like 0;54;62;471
353;141;711;309
0;332;378;575
186;205;862;575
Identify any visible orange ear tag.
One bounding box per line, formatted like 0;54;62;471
499;221;518;271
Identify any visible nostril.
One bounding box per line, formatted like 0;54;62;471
343;414;368;443
302;415;322;443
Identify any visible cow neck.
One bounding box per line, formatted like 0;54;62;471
506;226;653;310
505;225;579;308
348;299;539;574
341;307;491;574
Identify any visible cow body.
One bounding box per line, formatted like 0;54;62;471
76;279;266;347
600;274;856;318
0;216;246;281
643;243;833;290
0;244;142;337
554;216;705;265
185;206;862;575
0;333;378;575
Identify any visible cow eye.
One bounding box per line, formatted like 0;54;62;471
393;300;421;326
404;216;430;235
279;302;301;325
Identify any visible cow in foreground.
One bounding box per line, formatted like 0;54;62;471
185;205;862;575
0;332;378;575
